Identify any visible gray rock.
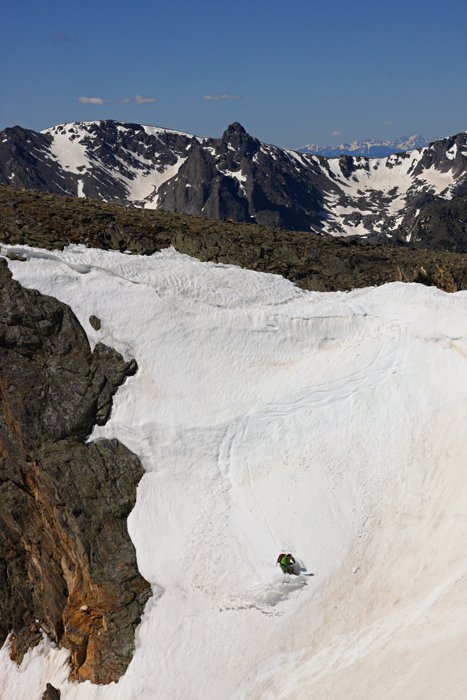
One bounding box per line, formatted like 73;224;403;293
89;315;101;331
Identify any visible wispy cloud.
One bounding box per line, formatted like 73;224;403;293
383;120;395;126
135;95;158;104
78;96;106;105
50;32;77;43
330;130;342;137
78;94;158;105
203;94;241;101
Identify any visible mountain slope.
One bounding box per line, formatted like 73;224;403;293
0;122;194;205
0;121;466;248
1;245;466;699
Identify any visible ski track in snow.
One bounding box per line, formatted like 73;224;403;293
1;244;467;700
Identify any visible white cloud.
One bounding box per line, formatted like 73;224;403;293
78;96;106;105
203;94;241;101
330;130;342;137
120;97;131;104
135;95;158;104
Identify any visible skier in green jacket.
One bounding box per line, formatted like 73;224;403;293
276;552;296;575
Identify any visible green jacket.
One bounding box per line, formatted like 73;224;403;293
280;554;295;571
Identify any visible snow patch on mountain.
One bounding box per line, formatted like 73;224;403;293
46;127;92;174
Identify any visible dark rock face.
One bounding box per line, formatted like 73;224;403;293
157;121;327;231
0;259;151;683
0;126;74;196
42;684;61;700
403;195;467;252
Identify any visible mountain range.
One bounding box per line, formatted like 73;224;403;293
0;120;466;250
298;135;432;158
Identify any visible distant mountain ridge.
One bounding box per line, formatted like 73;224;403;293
298;135;432;158
0;120;466;250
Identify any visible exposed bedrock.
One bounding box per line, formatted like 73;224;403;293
0;258;151;683
42;684;61;700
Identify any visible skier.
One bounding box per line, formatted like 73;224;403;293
276;552;296;575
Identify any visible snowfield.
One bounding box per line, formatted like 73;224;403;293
1;245;467;699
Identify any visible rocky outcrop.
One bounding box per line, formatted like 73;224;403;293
0;259;151;683
42;684;61;700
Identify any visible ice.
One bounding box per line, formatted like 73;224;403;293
1;245;467;699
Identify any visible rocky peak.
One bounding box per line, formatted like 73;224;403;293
221;122;259;157
224;121;247;136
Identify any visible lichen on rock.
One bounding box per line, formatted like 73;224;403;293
0;258;151;683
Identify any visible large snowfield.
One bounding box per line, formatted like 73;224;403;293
1;245;467;700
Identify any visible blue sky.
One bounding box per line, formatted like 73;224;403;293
1;0;466;147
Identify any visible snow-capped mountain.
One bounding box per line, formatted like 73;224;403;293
0;121;195;207
299;135;432;158
0;120;466;247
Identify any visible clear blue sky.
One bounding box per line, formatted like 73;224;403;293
1;0;466;148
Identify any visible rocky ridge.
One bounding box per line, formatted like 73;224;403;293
0;185;466;293
0;258;151;684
